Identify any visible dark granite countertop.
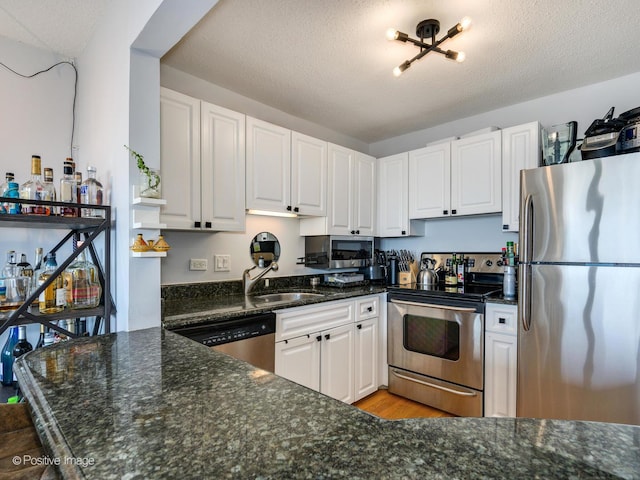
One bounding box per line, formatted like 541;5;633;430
162;284;386;330
15;328;640;479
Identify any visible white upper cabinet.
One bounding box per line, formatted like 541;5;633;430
246;117;327;216
451;130;502;216
160;88;202;230
300;144;375;236
200;101;246;231
160;88;245;231
352;151;376;236
326;143;353;233
291;131;327;216
501;122;541;232
409;143;451;219
245;117;292;213
377;152;416;237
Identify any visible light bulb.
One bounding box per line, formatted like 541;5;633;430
393;61;410;77
456;51;466;63
460;16;472;31
386;28;398;41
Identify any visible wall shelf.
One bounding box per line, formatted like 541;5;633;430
130;251;167;258
0;197;114;338
132;222;167;230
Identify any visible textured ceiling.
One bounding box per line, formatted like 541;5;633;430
2;1;640;144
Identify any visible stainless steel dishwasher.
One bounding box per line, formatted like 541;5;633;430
172;312;276;372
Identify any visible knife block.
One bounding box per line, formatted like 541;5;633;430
398;261;418;285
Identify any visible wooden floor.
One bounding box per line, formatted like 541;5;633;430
0;403;56;480
353;389;455;419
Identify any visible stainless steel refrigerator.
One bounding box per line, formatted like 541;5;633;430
518;152;640;425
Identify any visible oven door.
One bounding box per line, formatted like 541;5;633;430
388;298;484;391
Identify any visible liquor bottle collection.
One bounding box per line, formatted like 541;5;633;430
0;155;104;217
0;243;102;386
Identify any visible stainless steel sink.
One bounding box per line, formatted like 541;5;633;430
253;292;324;304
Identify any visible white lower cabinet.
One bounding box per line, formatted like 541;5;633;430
484;303;518;417
275;295;380;404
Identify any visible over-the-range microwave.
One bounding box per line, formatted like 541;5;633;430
302;235;374;269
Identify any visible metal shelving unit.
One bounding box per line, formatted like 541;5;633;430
0;197;114;338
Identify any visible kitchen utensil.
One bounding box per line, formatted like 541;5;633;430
543;121;577;165
417;258;439;286
581;107;626;159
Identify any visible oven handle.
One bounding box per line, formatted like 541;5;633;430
390;369;478;397
389;299;477;313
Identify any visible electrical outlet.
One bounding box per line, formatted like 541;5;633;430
214;254;231;272
189;258;208;271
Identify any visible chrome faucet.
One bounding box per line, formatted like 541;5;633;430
243;261;279;295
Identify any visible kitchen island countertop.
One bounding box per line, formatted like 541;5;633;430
15;328;640;479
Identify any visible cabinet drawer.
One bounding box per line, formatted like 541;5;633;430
356;295;379;321
276;299;354;341
485;303;517;335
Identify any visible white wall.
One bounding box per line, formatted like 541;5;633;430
161;65;369;154
369;71;640;158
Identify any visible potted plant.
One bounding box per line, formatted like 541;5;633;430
125;145;161;198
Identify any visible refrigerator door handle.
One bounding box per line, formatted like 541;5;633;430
519;193;534;332
519;262;531;331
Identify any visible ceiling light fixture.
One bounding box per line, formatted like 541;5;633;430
386;16;471;77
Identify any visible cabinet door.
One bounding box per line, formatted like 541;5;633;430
501;122;540;232
291;132;327;216
451;131;502;216
409;144;451;219
159;88;201;229
377;153;409;237
352;152;376;236
200;102;246;231
354;317;378;401
246;117;291;213
320;323;355;403
275;334;321;391
326;143;354;235
484;331;517;417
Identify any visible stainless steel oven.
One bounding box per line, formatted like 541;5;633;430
388;294;485;417
386;251;504;417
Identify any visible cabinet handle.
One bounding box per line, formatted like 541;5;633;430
498;317;506;324
205;221;212;229
350;230;356;234
503;224;509;230
401;230;406;235
443;210;448;215
284;339;288;344
316;335;322;342
452;209;457;215
357;324;362;330
286;205;292;211
324;334;330;340
355;230;360;235
367;306;373;312
194;221;201;228
294;207;299;213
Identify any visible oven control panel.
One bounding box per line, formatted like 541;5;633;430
424;252;504;275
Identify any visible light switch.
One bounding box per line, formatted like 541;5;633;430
214;254;230;272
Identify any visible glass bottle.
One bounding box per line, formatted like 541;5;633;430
59;161;77;217
0;172;15;214
12;325;33;359
66;243;101;309
80;166;104;218
1;326;19;386
36;323;46;349
43;167;57;214
31;247;44;308
74;171;82;202
20;155;50;215
2;250;17;278
38;253;65;314
16;253;32;278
